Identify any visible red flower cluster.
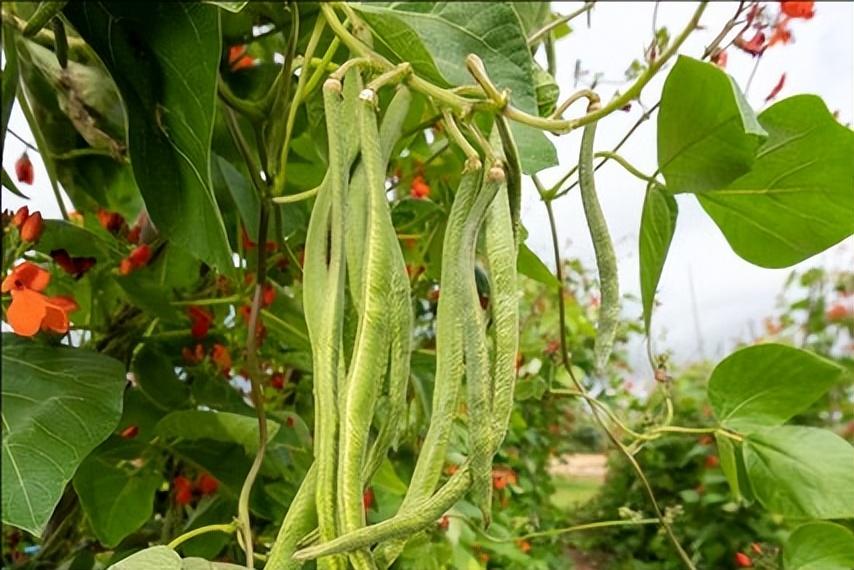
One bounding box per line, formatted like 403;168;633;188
228;45;255;72
188;305;214;338
51;249;96;279
410;175;431;199
173;473;220;506
119;244;152;275
733;1;815;57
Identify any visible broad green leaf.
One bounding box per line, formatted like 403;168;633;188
23;2;69;37
64;3;233;273
132;345;190;412
743;426;854;519
533;66;559;117
109;546;181;570
783;522;854;570
639;184;677;334
707;343;843;433
212;154;259;238
182;559;244;570
698;95;854;268
1;30;20;137
1;337;126;536
658;56;766;194
517;242;560;288
155;410;280;455
73;444;163;547
36;219;121;260
510;3;552;38
353;2;556;173
714;433;741;501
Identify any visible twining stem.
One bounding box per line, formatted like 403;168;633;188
503;2;708;133
542;198;696;570
167;521;239;550
550;88;600;119
476;517;660;542
594;151;658;184
441;110;481;170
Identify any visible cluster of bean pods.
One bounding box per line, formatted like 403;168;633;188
265;67;521;569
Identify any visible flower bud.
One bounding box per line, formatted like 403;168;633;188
20;211;43;242
15;153;34;185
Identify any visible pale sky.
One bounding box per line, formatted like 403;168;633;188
2;2;853;375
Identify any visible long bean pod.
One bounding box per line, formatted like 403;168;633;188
263;463;317;569
578;110;620;374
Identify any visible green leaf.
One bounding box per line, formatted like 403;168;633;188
638;184;677;334
1;336;126;536
64;3;233;273
533;66;559;117
517;242;560;288
212;154;259;238
783;522;854;570
182;560;244;570
109;546;181;570
155;410;280;455
1;32;20;137
23;2;69;37
707;343;844;433
353;2;556;173
132;345;190;412
697;95;854;268
714;433;741;501
510;3;552;38
36;219;121;260
744;426;854;519
73;444;163;547
658;56;766;194
2;169;28;199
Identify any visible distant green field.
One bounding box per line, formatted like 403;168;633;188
550;476;604;511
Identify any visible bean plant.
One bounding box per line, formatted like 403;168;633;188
1;2;853;570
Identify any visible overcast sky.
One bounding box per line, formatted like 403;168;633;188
2;2;852;375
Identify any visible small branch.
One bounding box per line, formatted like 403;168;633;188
6;129;39;152
441;110;481;171
478;517;660;542
593;151;658;184
526;2;596;46
168;521;239;550
271;185;319;204
550;88;600;119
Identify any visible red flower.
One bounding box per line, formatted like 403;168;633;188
228;45;255;72
188;306;214;339
765;73;786;103
410;175;431;199
827;302;851;321
780;1;815;19
50;249;96;279
711;50;728;69
492;466;518;490
12;206;29;229
516;539;532;554
211;343;232;373
735;552;753;567
705;454;720;469
15;153;33;185
127;224;142;245
270;372;286;390
174;476;193;506
195;473;219;496
241;227;277;252
362;487;375;511
750;543;763;554
182;343;206;365
734;30;767;56
2;262;78;336
97;209;125;234
262;283;276;307
119;425;139;439
20;211;43;242
119;245;152;275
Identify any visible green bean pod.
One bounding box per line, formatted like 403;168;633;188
578;117;620;373
263;463;317;569
294;466;474;562
302;78;351;570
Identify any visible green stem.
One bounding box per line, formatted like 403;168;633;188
168;522;238;550
526;1;596;46
593;151;658;184
505;2;708;134
271;185;320;204
479;517;659;542
441;110;481;170
218;76;265;123
170;295;243;307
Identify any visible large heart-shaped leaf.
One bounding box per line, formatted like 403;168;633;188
1;336;126;536
352;2;556;174
658;56;766;195
638;184;677;334
783;522;854;570
73;443;163;547
517;242;560;289
64;2;233;273
707;344;843;433
698;95;854;268
743;426;854;519
107;546;245;570
156;409;280;455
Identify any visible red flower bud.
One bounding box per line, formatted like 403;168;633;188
410;175;431;199
195;473;219;496
363;487;375;511
119;425;139;439
735;552;753;567
188;306;214;339
271;372;285;390
20;211;43;242
174;476;194;505
12;206;29;229
128;244;151;267
97;209;124;233
15;153;34;185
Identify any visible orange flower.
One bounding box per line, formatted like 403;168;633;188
119;244;152;275
734;30;766;56
211;343;232;373
20;211;43;242
516;539;532;554
3;262;77;337
15;153;33;185
768;21;792;47
492;466;517;490
97;209;124;233
780;1;814;19
410;175;431;199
